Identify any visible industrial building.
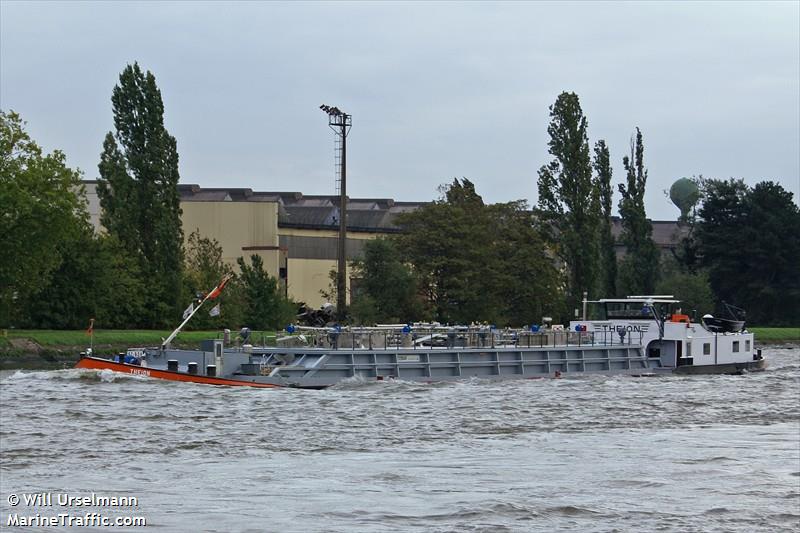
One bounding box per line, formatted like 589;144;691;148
82;180;424;308
82;181;684;309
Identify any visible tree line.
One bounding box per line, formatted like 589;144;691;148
2;67;797;330
1;63;294;331
349;92;799;326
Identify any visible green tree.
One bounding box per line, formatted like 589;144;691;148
741;182;800;325
396;179;562;325
655;257;715;318
617;127;659;295
182;230;238;329
349;237;426;324
537;92;600;314
489;201;564;325
695;178;748;306
697;179;800;325
593;139;617;297
0;111;87;326
20;232;147;329
18;225;97;329
96;62;184;327
90;237;149;328
236;255;295;330
396;179;502;323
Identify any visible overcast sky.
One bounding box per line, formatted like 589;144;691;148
2;1;798;219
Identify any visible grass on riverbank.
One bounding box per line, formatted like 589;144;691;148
748;327;800;343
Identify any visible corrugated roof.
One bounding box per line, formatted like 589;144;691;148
249;193;283;202
346;209;392;229
184;191;231;202
294;198;334;207
179;185;256;202
173;184;686;243
348;201;380;211
280;206;338;227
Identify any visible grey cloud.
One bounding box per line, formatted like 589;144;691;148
1;1;797;219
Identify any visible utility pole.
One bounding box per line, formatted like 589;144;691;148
320;105;352;319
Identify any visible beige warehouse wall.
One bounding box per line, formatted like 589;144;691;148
181;201;282;277
80;181;103;232
280;227;388;307
287;258;340;308
80;181;394;306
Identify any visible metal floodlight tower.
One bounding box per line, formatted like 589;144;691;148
320;104;352;318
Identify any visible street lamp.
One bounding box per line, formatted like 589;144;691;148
320;104;352;319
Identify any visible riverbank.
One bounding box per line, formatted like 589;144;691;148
748;327;800;343
0;329;278;370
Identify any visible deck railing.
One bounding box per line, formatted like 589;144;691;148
275;327;644;351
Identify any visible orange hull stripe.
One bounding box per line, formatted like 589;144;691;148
75;357;282;388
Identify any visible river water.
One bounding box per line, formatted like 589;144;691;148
1;346;798;532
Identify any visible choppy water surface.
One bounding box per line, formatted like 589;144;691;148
1;346;798;532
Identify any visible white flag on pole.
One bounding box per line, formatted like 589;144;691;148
209;303;221;317
182;302;194;320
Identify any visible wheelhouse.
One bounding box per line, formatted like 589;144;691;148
587;296;682;321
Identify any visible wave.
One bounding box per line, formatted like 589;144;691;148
328;501;608;526
3;367;153;384
329;375;454;391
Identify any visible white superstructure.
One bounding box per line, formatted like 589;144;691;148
570;296;759;371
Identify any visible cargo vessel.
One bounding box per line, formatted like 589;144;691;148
76;288;765;388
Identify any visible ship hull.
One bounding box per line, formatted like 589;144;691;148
75;357;284;388
74;343;767;389
75;295;767;389
672;357;767;375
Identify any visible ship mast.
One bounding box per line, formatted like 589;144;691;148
161;276;231;349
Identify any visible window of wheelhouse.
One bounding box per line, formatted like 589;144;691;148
745;340;751;351
602;301;674;320
585;302;606;320
732;341;740;352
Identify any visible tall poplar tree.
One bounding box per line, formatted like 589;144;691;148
97;63;184;326
617;127;659;295
537;92;600;315
593;140;617;296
